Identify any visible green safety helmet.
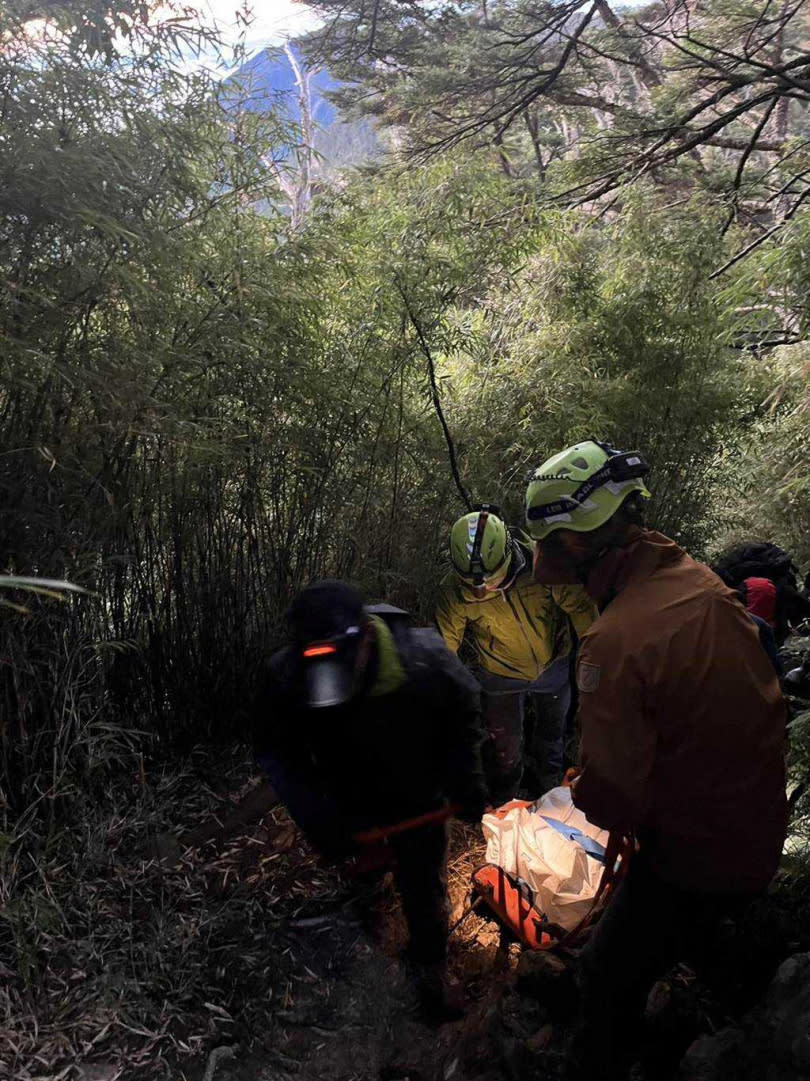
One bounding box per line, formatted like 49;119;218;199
450;505;512;588
525;440;650;541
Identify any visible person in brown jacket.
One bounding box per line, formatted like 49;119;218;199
525;440;787;1081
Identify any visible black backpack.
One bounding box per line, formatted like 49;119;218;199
713;542;799;591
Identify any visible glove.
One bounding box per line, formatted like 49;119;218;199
562;767;581;789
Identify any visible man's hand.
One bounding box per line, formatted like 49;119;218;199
563;767;581;790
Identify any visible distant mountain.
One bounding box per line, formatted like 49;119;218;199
224;44;380;170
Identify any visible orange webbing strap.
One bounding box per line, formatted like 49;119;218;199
352;803;460;845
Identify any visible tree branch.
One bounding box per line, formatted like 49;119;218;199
710;185;810;279
394;278;472;510
705;135;785;151
721;95;780;234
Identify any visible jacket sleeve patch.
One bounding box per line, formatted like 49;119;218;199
577;661;601;694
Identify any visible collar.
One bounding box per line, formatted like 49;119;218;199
366;615;406;697
584;529;685;606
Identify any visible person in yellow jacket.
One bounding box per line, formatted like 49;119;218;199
435;505;596;801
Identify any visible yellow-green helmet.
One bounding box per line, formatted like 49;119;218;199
525;440;650;541
450;505;511;587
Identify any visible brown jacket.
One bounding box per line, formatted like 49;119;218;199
573;531;787;894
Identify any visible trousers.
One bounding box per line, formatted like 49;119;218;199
256;751;449;963
479;655;572;801
389;822;449;964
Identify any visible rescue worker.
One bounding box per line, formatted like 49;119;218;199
435;505;596;801
525;440;787;1081
735;577;782;674
252;579;488;1021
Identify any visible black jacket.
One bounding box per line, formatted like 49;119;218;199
252;613;488;852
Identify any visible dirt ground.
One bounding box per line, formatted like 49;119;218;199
13;748;794;1081
181;786;797;1081
188;811;558;1081
4;749;566;1081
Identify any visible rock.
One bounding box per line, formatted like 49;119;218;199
380;1066;424;1081
75;1067;121;1081
203;1045;237;1081
765;952;810;1005
678;953;810;1081
515;949;567;990
501;1035;531;1080
515;949;578;1019
765;954;810;1071
793;1028;810;1073
645;977;672;1019
499;988;543;1037
680;1027;745;1081
150;831;183;865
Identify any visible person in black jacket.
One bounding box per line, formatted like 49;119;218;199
713;541;810;645
252;580;488;1020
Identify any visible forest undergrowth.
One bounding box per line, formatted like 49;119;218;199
1;744;514;1081
6;732;810;1081
3;0;810;1076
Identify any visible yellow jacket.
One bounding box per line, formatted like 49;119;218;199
435;559;597;681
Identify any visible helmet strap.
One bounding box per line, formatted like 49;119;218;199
496;539;525;592
452;505;511;587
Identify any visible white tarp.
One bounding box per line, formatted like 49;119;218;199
482;787;610;932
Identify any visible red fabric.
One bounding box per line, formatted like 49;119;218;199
743;576;777;628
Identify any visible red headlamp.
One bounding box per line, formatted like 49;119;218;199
302;643;339;658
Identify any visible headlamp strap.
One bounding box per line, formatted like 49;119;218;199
469;510;489;585
528;449;647;522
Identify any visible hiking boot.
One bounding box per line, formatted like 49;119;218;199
413;962;465;1023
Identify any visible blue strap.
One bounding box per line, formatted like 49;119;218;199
540;816;607;863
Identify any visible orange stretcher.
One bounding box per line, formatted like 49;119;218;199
470;800;633;951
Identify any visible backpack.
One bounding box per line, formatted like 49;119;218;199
713;542;799;591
